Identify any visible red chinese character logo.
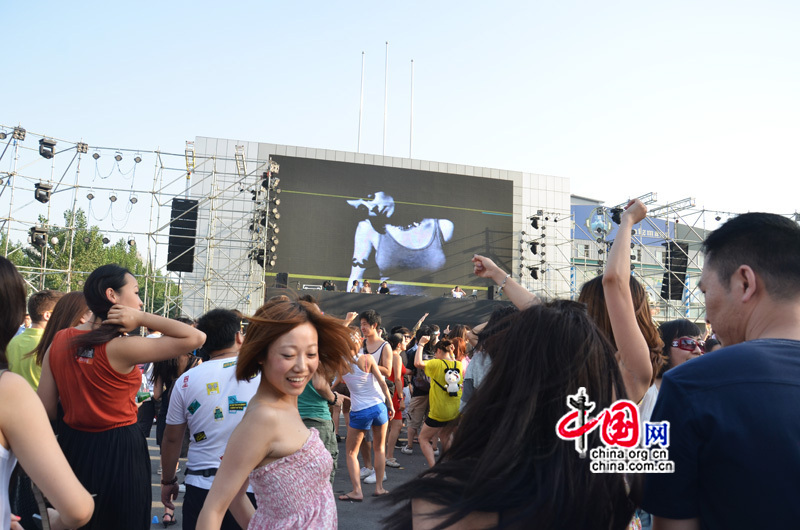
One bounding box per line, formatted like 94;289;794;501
556;387;640;455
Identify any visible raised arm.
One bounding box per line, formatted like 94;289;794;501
414;336;430;369
472;255;539;309
602;199;652;402
1;372;94;528
196;407;272;529
376;342;393;378
410;312;429;337
104;305;206;373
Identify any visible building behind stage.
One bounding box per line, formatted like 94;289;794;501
179;137;572;317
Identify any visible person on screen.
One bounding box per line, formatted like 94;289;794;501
346;192;454;291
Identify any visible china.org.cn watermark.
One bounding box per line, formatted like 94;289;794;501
555;387;675;473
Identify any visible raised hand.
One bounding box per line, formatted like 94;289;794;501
103;304;142;333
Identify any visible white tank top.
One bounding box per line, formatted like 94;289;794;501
342;354;384;412
0;371;18;530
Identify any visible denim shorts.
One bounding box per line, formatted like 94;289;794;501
349;403;389;430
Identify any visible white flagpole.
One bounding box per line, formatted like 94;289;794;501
383;41;389;156
410;59;414;159
358;51;365;153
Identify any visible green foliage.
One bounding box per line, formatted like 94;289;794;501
1;208;182;317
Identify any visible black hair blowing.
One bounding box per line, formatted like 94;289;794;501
382;301;634;530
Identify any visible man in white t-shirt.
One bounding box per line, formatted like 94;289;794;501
160;309;260;529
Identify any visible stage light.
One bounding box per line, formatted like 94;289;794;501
269;207;279;217
268;257;276;268
34;182;53;204
86;191;94;200
127;237;135;246
529;242;538;254
129;195;138;204
83;236;90;243
12;127;25;141
269;159;280;174
76;142;88;154
102;237;110;244
92;152;100;160
0;132;6;140
39;138;56;159
50;236;59;245
270;198;280;206
134;154;142;164
271;236;279;245
114;153;122;162
29;226;47;247
109;192;117;202
270;176;280;189
268;222;279;234
530;216;539;229
269;245;277;252
527;266;539;280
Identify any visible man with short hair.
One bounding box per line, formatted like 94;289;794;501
642;213;800;529
8;289;63;390
161;309;259;529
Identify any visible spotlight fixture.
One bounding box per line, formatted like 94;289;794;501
109;191;117;202
268;222;279;234
527;266;539;280
270;237;279;245
129;195;138;204
82;236;90;243
50;236;59;245
270;176;280;189
530;216;539;229
92;152;100;160
268;257;276;268
529;242;538;254
270;198;281;206
134;154;142;163
127;237;135;247
39;138;56;159
102;237;110;244
715;215;721;221
114;152;123;162
269;207;279;217
0;132;6;140
76;142;89;154
12;127;26;141
34;182;53;204
269;245;277;253
86;190;95;200
269;159;280;174
29;226;47;247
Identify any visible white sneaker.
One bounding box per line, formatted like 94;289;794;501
400;446;413;455
359;466;373;480
363;470;387;484
178;483;186;493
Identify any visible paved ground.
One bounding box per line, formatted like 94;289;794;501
146;417;429;529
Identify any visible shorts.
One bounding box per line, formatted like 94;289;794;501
406;395;429;432
425;416;454;428
349;403;389;431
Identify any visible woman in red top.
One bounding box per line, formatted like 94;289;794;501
385;332;410;468
37;264;206;530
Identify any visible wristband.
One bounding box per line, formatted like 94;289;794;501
328;391;338;406
499;273;511;290
161;476;178;485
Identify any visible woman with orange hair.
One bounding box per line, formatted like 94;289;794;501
197;299;357;529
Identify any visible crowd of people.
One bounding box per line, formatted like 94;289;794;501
1;203;799;529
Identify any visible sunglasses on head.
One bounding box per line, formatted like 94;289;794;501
672;337;705;353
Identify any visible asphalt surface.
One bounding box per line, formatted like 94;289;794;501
146;415;428;529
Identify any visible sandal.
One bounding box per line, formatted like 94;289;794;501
163;513;177;527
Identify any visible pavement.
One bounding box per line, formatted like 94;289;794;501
146;416;429;529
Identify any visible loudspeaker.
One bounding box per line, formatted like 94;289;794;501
275;272;289;288
487;285;497;300
660;241;689;301
167;198;199;273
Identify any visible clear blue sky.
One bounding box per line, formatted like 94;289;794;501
3;1;799;216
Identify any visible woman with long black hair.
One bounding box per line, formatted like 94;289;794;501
37;264;205;529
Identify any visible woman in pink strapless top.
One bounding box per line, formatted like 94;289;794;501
196;299;356;530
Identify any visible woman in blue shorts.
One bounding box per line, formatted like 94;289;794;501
339;347;394;502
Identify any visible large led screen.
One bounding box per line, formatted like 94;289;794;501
270;156;513;295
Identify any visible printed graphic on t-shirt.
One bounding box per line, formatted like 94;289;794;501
223;361;236;368
181;375;190;389
188;400;201;415
207;382;220;395
193;431;207;442
228;395;247;413
76;347;94;364
214;407;223;421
